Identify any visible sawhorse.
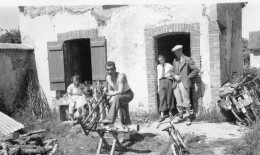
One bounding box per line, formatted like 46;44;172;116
79;120;124;155
96;129;124;155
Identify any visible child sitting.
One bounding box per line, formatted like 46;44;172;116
92;80;109;122
82;81;94;121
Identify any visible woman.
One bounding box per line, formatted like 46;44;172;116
67;75;86;125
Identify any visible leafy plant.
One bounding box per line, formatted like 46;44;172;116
0;28;21;43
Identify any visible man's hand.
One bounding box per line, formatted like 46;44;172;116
174;75;182;82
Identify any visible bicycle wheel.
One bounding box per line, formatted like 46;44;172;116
171;143;179;155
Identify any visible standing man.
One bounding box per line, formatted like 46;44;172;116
157;54;174;122
102;61;134;125
171;45;199;126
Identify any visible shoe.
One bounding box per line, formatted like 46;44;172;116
158;117;165;122
102;119;113;125
173;116;184;124
186;117;192;126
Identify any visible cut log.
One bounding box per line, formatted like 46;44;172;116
43;139;57;147
19;129;46;137
20;145;52;154
48;144;58;155
1;142;8;155
102;124;139;132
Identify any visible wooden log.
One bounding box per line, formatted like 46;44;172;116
102;124;139;132
43;139;57;147
19;134;43;145
20;145;52;154
19;129;46;138
1;142;8;155
0;132;19;142
48;144;58;155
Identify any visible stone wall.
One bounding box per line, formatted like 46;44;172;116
208;3;243;107
0;49;35;111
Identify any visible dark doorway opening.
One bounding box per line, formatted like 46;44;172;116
157;33;190;64
156;33;191;114
63;39;92;88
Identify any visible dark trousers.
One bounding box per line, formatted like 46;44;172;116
159;78;174;112
106;89;134;125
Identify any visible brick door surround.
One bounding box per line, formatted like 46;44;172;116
144;23;201;113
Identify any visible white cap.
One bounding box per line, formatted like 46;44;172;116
171;45;183;52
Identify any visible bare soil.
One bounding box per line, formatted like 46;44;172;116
59;117;245;155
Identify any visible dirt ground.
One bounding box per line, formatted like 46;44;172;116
58;116;245;155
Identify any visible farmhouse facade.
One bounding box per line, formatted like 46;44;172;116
18;4;244;113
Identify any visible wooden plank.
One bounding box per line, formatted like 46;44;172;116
47;41;65;90
90;37;107;80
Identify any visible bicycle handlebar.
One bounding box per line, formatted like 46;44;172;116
156;114;179;129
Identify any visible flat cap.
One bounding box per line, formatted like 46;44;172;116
171;45;183;52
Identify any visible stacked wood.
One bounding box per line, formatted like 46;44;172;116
0;129;58;155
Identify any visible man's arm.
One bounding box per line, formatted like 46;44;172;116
187;58;199;79
167;63;174;80
106;74;126;96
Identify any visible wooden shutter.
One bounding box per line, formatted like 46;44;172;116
90;37;107;80
47;41;65;90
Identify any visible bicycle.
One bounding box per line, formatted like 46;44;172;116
157;115;190;155
218;74;260;126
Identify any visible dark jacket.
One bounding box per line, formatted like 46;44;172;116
172;55;199;89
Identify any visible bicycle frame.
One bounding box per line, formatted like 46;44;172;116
159;115;190;155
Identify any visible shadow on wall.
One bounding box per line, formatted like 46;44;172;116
192;74;205;114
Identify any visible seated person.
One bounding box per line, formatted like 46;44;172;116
102;61;134;125
67;75;86;125
92;80;109;122
82;81;94;121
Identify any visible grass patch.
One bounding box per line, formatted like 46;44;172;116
194;107;226;123
229;122;260;155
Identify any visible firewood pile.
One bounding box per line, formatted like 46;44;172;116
0;129;58;155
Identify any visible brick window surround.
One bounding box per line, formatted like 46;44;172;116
144;23;201;113
57;29;98;42
54;29;98;98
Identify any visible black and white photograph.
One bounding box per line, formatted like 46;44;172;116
0;0;260;154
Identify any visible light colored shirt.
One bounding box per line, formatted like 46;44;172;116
157;63;173;86
67;83;85;96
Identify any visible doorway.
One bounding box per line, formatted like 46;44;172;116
157;33;190;63
156;33;191;114
63;39;92;88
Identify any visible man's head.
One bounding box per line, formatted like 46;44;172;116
71;75;80;87
171;45;183;58
158;54;166;65
105;61;116;76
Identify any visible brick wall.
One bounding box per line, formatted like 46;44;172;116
144;23;201;113
209;20;221;105
57;29;98;42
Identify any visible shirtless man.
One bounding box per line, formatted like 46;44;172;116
102;61;134;125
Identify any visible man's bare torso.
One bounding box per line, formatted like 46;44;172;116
106;72;130;93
